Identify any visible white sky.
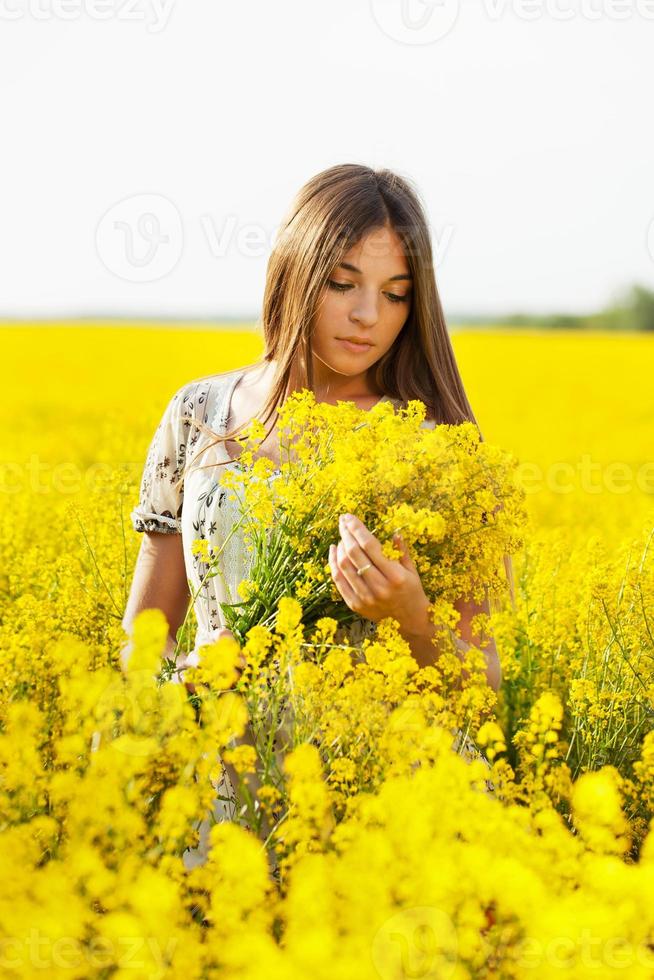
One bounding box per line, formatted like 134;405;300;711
1;0;653;319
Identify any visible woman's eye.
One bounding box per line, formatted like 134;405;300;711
327;280;409;304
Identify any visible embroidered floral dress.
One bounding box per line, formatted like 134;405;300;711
130;368;493;868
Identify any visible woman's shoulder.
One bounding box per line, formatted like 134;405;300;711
148;370;244;466
165;368;243;426
171;368;241;402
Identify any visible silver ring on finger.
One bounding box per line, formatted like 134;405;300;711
356;562;372;576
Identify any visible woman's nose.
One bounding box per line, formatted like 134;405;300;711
350;292;379;325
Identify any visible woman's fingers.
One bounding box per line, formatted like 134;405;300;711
334;518;405;607
339;516;404;586
329;542;365;612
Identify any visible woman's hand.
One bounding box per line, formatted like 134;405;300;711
171;628;246;694
328;513;432;636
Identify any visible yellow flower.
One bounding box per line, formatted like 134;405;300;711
191;537;210;562
194;635;244;690
223;744;258;774
275;596;303;637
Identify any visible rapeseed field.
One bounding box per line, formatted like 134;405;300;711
1;324;653;978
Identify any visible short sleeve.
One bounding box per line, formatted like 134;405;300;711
130;379;212;535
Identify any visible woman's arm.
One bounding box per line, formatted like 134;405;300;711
120;532;190;673
453;591;501;692
399;591;502;693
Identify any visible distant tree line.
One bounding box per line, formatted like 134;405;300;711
497;283;654;331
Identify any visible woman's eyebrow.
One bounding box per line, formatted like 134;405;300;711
337;261;412;282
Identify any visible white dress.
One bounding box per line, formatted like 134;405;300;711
130;368;486;868
130;368;413;650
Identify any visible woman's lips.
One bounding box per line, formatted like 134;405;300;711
337;338;373;353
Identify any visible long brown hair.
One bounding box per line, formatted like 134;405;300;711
183;163;514;604
188;164;480;468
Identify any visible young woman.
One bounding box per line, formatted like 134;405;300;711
122;163;506;864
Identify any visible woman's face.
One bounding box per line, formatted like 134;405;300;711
310;224;413;390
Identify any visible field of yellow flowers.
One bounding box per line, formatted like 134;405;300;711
1;323;653;978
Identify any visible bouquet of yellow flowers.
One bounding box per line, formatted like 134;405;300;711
199;390;527;648
182;393;526;852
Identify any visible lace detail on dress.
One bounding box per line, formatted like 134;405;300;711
131;511;182;534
